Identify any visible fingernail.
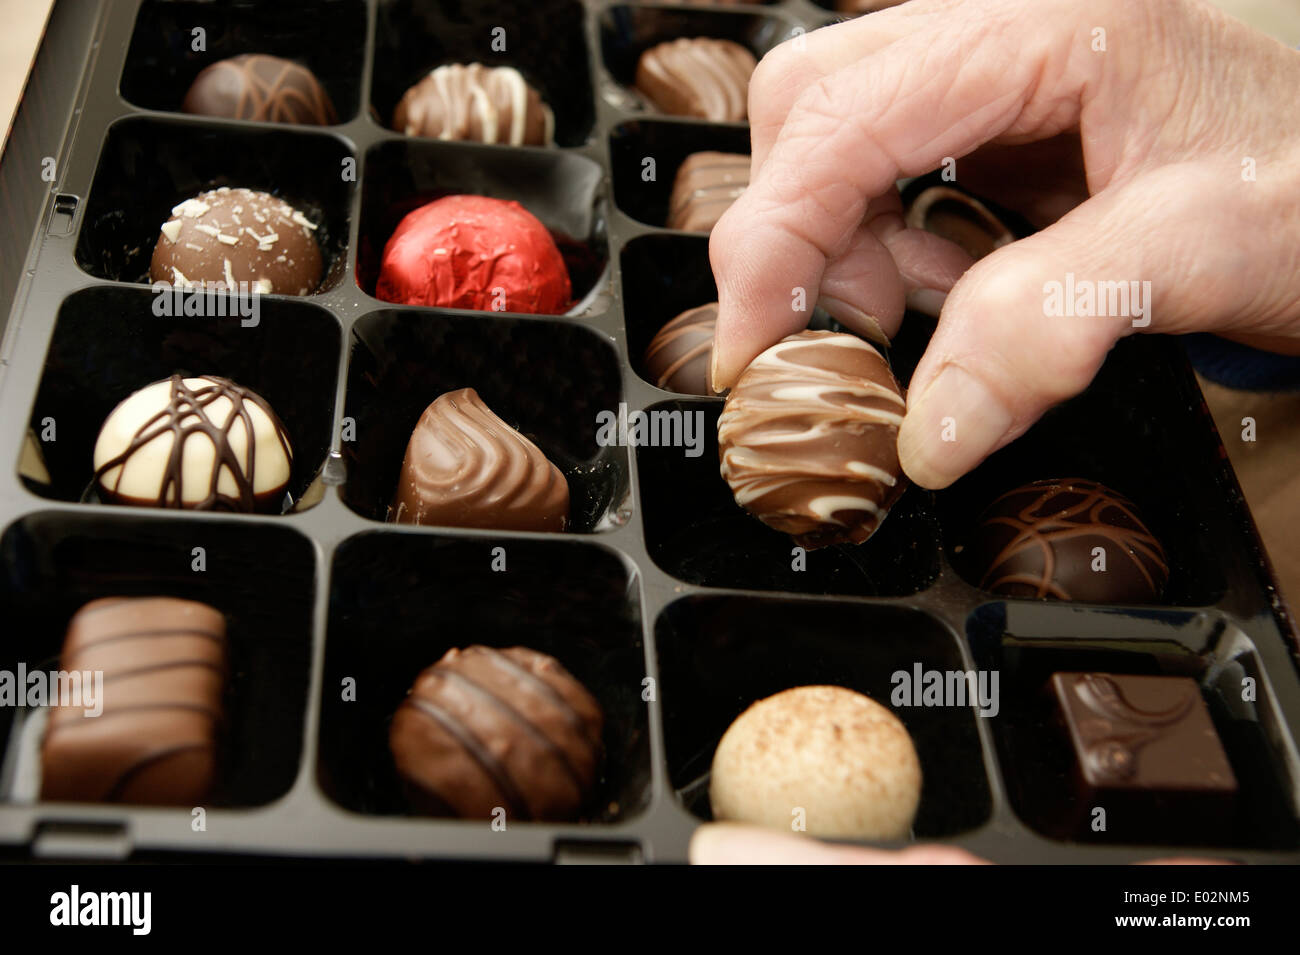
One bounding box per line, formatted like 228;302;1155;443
906;288;947;318
819;296;890;345
709;349;731;393
898;365;1012;489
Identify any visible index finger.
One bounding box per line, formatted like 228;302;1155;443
709;3;1105;390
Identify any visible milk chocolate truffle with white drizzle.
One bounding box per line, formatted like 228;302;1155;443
392;388;569;532
718;330;907;548
93;374;293;513
149;187;323;296
634;38;755;122
182;54;336;126
393;63;554;146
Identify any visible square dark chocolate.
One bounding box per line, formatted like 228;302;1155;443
1050;673;1237;837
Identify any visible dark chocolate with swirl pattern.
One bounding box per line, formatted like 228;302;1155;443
1049;673;1236;835
41;597;228;805
389;645;604;821
644;302;718;396
974;478;1168;603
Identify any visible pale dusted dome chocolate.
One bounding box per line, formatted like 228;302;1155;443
718;330;907;548
149;187;323;296
389;645;604;821
391;387;569;532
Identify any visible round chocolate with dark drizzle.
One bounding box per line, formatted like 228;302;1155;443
149;186;323;296
389;645;604;821
392;387;569;532
41;596;228;806
973;478;1169;602
93;374;293;513
182;54;337;126
643;302;719;396
634;38;756;122
667;151;749;232
392;63;554;146
718;330;908;548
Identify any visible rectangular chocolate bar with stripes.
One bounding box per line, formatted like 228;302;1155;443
41;597;227;805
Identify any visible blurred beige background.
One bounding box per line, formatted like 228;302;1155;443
0;0;1297;603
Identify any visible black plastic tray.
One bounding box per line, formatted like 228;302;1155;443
0;0;1296;865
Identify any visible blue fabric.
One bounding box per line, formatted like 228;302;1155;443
1182;333;1300;392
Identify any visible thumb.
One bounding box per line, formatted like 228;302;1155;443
689;822;990;865
897;162;1267;489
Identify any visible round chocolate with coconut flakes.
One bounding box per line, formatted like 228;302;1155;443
149;187;323;296
717;330;908;549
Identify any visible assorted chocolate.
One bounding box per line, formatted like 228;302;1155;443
710;686;921;840
375;194;571;314
392;387;569;532
393;63;554;146
667;151;749;232
973;478;1169;603
150;187;323;296
1049;673;1237;836
904;185;1014;261
643;302;718;396
718;330;908;548
635;38;755;122
41;597;227;805
182;54;337;126
389;645;603;821
93;374;293;513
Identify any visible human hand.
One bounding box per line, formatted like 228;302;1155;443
709;0;1300;489
688;822;1235;865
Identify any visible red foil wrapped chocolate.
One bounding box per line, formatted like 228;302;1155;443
375;195;571;314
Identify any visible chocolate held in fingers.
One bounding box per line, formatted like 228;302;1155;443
393;63;554;146
392;387;569;532
93;375;294;513
389;645;604;821
634;38;755;122
644;302;719;396
717;330;908;548
182;54;337;126
667;151;749;232
41;597;228;806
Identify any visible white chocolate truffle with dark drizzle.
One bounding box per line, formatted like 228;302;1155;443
717;330;907;548
149;187;323;296
93;375;293;513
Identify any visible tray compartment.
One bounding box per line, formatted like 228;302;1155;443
21;285;341;513
340;308;630;533
968;601;1300;849
655;595;992;838
74;117;355;293
355;139;609;313
637;398;939;595
318;531;650;822
371;0;596;147
609;120;750;231
120;0;368;124
939;337;1230;607
0;511;317;809
598;4;793;113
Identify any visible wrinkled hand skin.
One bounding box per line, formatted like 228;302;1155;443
709;0;1300;489
688;822;1234;865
